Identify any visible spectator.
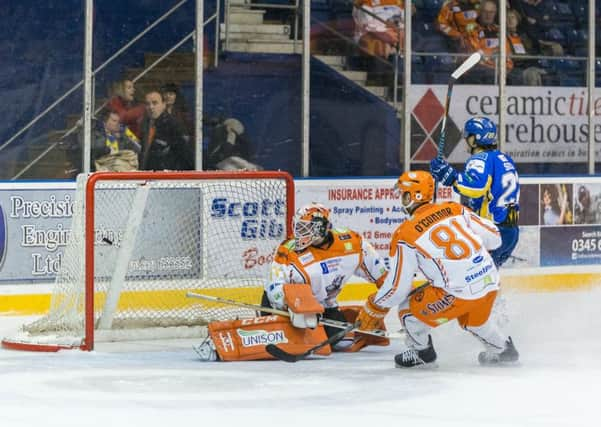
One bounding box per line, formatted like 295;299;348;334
139;90;194;171
92;109;141;172
436;0;480;52
511;0;564;56
205;117;261;171
462;0;513;84
353;0;414;85
107;79;145;139
506;8;546;85
353;0;411;59
160;82;193;140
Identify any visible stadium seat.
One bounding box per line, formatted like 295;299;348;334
423;54;456;73
547;1;577;24
413;20;450;53
558;72;585;87
570;3;588;24
566;28;587;50
545;28;567;46
420;0;445;22
554;58;584;72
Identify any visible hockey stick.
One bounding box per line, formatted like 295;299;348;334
437;52;481;161
265;321;359;363
186;292;400;339
434;52;481;201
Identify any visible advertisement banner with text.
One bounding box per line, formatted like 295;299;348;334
409;85;601;164
2;177;601;285
295;179;456;255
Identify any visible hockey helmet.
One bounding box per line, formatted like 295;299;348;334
293;203;332;251
463;116;497;146
394;170;435;214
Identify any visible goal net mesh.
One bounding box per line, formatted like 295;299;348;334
10;172;292;349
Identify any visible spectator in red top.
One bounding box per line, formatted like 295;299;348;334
107;79;145;139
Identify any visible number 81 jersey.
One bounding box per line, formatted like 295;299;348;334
377;202;503;307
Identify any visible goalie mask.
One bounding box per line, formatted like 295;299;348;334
293;203;332;251
394;170;435;215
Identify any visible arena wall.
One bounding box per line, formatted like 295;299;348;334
0;176;600;315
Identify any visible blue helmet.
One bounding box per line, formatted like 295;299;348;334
463;117;497;146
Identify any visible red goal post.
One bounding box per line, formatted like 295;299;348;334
2;170;294;352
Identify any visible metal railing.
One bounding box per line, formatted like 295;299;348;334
224;0;301;51
10;0;223;180
1;0;191;158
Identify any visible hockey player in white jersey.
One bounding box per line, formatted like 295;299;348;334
356;170;519;367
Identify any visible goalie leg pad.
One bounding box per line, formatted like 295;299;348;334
207;315;330;361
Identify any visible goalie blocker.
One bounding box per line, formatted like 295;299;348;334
195;284;389;361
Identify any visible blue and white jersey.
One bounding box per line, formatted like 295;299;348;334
453;150;520;224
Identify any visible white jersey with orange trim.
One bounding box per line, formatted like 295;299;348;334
265;228;388;309
373;201;502;308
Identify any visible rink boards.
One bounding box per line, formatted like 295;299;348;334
1;176;601;315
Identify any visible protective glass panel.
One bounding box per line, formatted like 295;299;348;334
205;0;302;175
505;0;590;174
310;0;403;176
411;0;489;171
0;3;84;179
88;1;197;175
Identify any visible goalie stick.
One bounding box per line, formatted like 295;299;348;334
265;322;359;363
185;292;402;339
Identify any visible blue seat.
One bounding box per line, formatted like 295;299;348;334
429;71;453;84
420;0;445;22
570;3;588;24
566;29;588;55
554;59;584;72
545;28;567;45
423;55;456;73
547;1;577;24
413;21;450;53
558;72;585;87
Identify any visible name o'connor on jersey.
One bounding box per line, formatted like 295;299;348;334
210;197;286;240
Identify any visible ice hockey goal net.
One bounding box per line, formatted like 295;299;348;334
2;171;294;351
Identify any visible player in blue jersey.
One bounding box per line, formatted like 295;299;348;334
429;116;520;267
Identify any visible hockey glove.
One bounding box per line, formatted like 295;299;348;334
356;293;390;331
288;309;318;329
283;284;324;329
430;158;457;186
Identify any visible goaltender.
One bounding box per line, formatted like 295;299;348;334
195;203;390;361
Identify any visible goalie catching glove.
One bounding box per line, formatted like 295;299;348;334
356;293;390;331
283;284;324;329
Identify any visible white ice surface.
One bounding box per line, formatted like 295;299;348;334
1;290;601;427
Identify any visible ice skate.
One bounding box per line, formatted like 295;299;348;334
193;336;219;361
478;336;519;365
394;335;437;368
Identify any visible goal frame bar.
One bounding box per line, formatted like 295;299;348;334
3;170;294;352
